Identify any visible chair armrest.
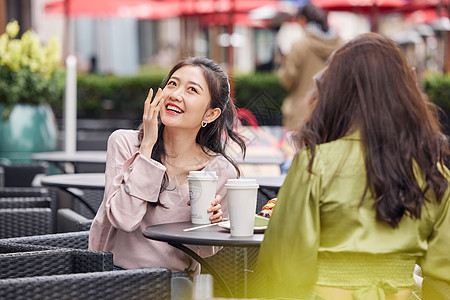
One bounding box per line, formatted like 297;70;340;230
0;230;90;249
57;208;93;233
0;267;172;300
0;244;113;275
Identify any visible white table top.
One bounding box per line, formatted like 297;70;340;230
247;175;286;189
32;150;284;166
40;173;105;189
39;173;285;191
31;151;107;164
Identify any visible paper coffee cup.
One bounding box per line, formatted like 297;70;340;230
188;171;218;224
225;179;259;236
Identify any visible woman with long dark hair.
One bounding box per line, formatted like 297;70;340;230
89;57;245;297
256;33;450;299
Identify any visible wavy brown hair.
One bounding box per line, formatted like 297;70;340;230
296;33;449;227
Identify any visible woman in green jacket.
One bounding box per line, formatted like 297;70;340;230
256;33;450;300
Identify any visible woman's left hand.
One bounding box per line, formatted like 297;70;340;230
208;195;223;223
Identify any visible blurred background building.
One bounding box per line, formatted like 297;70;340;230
1;0;448;76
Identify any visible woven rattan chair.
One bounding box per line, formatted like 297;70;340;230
0;196;52;209
0;186;51;197
201;246;261;298
0;208;53;238
57;208;93;232
1;231;90;250
68;188;104;219
0;163;47;187
0;246;113;277
0;267;171;300
0;186;59;232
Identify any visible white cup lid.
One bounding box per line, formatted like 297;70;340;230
187;171;218;180
225;178;259;188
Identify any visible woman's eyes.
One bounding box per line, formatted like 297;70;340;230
166;81;198;94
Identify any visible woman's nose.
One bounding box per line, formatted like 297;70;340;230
169;88;183;101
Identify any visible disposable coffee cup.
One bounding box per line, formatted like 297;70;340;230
188;171;218;224
225;179;259;237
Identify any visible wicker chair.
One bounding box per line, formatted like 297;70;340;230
0;267;171;300
0;208;53;238
0;246;113;277
0;186;52;197
198;196;268;298
0;196;52;209
201;246;261;298
67;188;104;219
0;186;59;232
0;163;47;187
57;208;93;232
1;231;90;250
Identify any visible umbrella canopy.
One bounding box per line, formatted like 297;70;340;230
45;0;184;19
401;0;449;11
404;8;449;24
45;0;278;20
311;0;407;13
311;0;408;32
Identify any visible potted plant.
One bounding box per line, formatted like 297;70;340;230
0;20;64;163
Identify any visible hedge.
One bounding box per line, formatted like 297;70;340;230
59;71;450;127
72;71;287;125
423;73;450;134
424;73;450;112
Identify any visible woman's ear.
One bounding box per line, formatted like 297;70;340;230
205;108;222;124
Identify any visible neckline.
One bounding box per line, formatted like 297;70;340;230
169;155;220;188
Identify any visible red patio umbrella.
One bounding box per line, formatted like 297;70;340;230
311;0;408;31
403;8;449;24
45;0;278;20
311;0;406;12
45;0;184;19
400;0;449;11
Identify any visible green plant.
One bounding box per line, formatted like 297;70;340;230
0;20;64;120
76;73;167;119
423;72;450;112
75;71;287;125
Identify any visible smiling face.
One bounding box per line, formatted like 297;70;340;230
160;65;216;130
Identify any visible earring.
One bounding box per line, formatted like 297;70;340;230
202;117;209;128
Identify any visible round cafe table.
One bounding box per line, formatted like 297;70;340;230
143;221;264;298
40;173;105;215
31;151;106;173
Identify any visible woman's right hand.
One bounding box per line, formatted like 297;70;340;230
140;88;165;159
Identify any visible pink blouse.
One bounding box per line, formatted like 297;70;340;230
89;130;237;272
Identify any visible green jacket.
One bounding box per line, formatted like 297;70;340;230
256;130;450;299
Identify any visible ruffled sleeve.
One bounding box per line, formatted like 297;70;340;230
255;147;322;298
103;130;166;232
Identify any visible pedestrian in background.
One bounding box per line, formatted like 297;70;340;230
278;2;343;131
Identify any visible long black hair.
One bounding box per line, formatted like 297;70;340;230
297;33;449;228
139;57;246;176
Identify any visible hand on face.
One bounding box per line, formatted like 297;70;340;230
186;194;223;223
140;88;165;159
